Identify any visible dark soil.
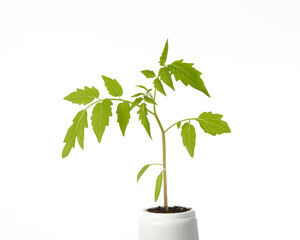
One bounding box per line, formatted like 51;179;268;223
147;206;191;214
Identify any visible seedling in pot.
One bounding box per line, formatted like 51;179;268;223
62;40;231;212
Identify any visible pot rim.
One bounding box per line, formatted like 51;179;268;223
141;208;195;220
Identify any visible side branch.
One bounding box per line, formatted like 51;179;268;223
164;118;198;133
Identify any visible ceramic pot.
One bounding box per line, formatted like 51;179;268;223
137;208;199;240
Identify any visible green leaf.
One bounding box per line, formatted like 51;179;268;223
91;99;113;143
136;85;148;91
177;121;181;129
181;122;196;157
137;164;150;183
153;78;166;96
62;110;88;158
141;70;156;78
159;67;174;90
144;96;157;105
198;112;231;136
137;103;152;139
137;164;162;183
168;60;210;97
155;171;163;202
130;97;143;110
63;86;99;105
131;93;145;98
102;75;123;97
159;39;168;66
116;101;131;136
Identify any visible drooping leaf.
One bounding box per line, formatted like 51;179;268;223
137;164;150;183
177;121;181;129
137;164;162;183
116;101;131;136
155;171;163;202
141;70;156;78
181;122;196;157
136;85;149;91
159;39;168;66
102;75;123;97
159;67;174;90
130;97;143;110
62;110;88;158
197;112;231;136
91;99;113;143
153;78;166;96
63;86;99;105
168;60;210;97
144;96;157;105
137;103;152;139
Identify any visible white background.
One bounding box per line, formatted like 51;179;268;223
0;0;300;239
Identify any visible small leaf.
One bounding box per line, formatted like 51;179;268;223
91;99;113;143
146;88;152;94
159;39;168;66
136;85;148;91
137;103;152;139
155;171;163;202
116;101;131;136
64;86;99;105
198;112;231;136
168;60;210;97
177;122;181;129
181;122;196;157
131;93;145;98
102;75;123;97
153;78;166;96
141;70;156;78
144;96;157;105
137;164;163;183
62;110;88;158
130;97;143;110
137;164;150;183
159;67;174;90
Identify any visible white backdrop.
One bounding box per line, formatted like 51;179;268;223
1;0;300;239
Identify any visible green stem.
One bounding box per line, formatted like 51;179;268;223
164;118;198;133
153;89;168;212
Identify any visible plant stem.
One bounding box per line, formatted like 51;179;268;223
164;118;198;133
153;90;168;212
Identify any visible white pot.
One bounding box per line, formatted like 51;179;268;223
137;208;199;240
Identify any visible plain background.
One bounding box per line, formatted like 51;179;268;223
0;0;300;239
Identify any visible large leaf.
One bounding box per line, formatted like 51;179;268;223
91;99;113;143
168;60;210;97
159;67;174;90
102;75;123;97
181;122;196;157
159;39;168;66
137;103;152;139
116;101;131;136
198;112;231;136
63;86;99;105
141;70;156;78
155;171;163;202
153;78;166;96
62;110;88;158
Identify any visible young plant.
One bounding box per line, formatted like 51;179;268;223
62;40;231;212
